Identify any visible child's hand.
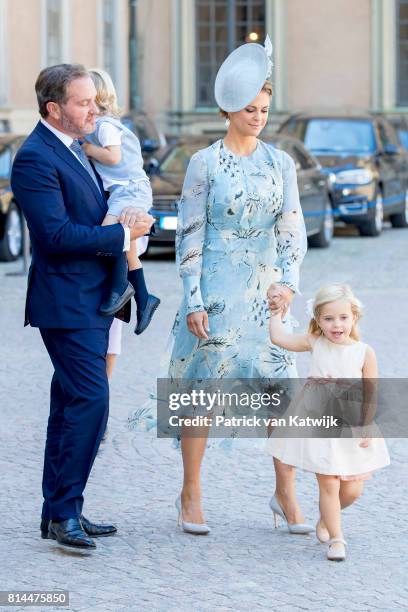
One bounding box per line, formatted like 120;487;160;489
81;142;93;158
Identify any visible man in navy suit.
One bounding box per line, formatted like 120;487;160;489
11;64;154;549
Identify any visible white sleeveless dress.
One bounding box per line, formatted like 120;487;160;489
270;335;390;479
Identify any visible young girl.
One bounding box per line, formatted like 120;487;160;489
268;283;390;561
82;68;160;334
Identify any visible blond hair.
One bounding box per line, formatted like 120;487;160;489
89;68;121;117
308;283;363;341
219;80;273;118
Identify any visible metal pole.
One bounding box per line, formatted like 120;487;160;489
129;0;139;111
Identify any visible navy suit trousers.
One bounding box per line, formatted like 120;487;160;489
39;327;110;521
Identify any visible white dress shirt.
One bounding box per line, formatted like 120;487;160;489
40;119;130;251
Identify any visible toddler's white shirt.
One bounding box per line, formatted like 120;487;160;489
97;121;128;189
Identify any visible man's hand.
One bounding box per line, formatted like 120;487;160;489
129;221;153;240
119;207;155;229
267;283;294;317
119;207;155;240
187;311;209;340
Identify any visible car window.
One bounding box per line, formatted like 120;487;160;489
304;119;376;154
293;144;316;170
270;140;301;171
0;147;11;179
160;144;204;174
397;129;408;149
280;118;304;139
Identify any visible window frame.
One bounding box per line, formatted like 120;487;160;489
195;0;266;108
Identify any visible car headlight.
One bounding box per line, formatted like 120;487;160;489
333;169;373;185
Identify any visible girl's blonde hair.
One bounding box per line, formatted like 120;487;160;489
89;68;121;117
308;283;363;341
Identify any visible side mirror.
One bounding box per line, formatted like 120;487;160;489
148;158;160;175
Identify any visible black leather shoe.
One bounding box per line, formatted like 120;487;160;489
49;518;96;549
41;515;116;539
41;518;50;539
99;282;135;317
80;515;117;537
134;294;161;335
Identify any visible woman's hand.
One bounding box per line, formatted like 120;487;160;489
267;283;294;317
187;311;209;340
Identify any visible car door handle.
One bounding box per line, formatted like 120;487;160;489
303;183;312;191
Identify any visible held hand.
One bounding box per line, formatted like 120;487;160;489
268;296;282;317
267;283;294;317
119;207;155;229
129;221;152;240
187;311;209;340
134;211;153;222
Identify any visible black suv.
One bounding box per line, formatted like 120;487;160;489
278;111;408;236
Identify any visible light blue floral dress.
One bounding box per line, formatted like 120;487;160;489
169;139;307;380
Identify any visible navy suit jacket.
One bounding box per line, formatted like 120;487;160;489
11;121;127;328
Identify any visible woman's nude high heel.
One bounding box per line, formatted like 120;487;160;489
175;495;211;535
269;495;315;535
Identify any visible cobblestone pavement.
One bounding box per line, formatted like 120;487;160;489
0;225;407;612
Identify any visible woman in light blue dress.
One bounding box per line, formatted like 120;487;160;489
171;39;313;536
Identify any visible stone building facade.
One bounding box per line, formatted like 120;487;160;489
0;0;406;136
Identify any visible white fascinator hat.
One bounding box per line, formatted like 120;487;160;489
214;35;273;113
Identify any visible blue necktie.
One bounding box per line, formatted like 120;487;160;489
70;140;101;192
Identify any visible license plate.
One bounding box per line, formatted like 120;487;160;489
160;216;178;230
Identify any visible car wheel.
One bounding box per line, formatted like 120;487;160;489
390;187;408;228
358;190;383;237
0;202;23;261
308;199;333;248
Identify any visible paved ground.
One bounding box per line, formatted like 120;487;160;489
0;224;407;612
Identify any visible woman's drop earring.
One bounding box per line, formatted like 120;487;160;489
225;117;230;129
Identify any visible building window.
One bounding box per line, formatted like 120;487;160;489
102;0;116;83
397;0;408;105
196;0;266;107
46;0;63;66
